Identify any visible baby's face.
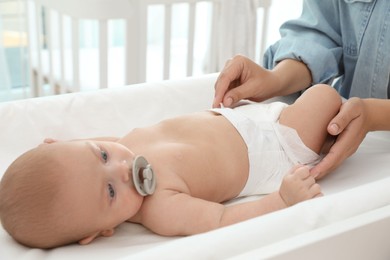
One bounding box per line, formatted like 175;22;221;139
53;140;144;236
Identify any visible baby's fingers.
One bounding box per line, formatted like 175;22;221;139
310;183;323;198
290;165;311;180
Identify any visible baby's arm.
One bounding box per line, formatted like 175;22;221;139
139;166;320;236
218;165;321;227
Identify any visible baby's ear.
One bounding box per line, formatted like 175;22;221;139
78;229;115;245
38;138;57;147
78;232;100;245
43;138;58;144
100;228;115;237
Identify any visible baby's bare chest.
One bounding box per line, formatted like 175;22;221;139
123;112;250;201
151;140;249;202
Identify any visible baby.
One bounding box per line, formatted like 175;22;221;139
0;84;341;249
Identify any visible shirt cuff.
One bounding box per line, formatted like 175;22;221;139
263;38;341;86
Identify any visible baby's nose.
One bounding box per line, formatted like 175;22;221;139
120;160;130;182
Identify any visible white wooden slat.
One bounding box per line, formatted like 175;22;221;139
71;18;80;92
258;1;270;64
25;0;35;98
138;3;147;83
125;1;138;84
186;2;196;77
125;18;135;84
99;19;108;89
126;0;147;84
58;12;66;93
35;2;43;96
14;0;30;99
208;0;219;73
45;7;55;94
163;4;172;80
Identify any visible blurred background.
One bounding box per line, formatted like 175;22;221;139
0;0;302;102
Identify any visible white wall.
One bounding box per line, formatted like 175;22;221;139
266;0;303;47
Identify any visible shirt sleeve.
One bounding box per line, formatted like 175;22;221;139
263;0;343;85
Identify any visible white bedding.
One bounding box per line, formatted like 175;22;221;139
1;74;389;259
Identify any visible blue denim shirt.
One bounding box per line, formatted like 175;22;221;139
264;0;390;99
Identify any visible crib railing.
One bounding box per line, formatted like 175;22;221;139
27;0;270;96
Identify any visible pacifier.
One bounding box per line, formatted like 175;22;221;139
132;155;157;196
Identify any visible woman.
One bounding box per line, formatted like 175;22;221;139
213;0;390;179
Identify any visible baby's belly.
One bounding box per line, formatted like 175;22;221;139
154;112;250;202
180;113;250;201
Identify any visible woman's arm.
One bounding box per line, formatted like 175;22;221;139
264;0;343;85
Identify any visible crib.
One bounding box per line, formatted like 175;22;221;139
26;0;270;95
1;74;390;259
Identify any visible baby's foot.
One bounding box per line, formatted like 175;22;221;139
279;165;322;206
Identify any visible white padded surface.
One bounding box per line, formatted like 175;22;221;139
1;74;389;259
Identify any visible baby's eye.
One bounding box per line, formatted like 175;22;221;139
108;183;115;199
100;150;108;162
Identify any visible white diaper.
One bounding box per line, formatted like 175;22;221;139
210;102;320;197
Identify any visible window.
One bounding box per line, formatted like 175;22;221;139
0;0;29;101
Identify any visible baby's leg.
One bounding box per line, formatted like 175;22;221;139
279;84;341;154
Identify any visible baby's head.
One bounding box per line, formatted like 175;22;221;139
0;140;144;248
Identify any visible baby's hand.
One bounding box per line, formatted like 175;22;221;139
279;165;322;206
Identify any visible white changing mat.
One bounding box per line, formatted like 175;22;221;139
0;74;389;259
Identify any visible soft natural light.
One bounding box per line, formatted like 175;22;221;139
0;0;303;101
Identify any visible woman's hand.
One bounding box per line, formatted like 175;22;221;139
213;55;312;108
311;97;370;179
213;55;279;108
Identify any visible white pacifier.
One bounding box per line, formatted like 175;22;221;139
132;155;157;196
